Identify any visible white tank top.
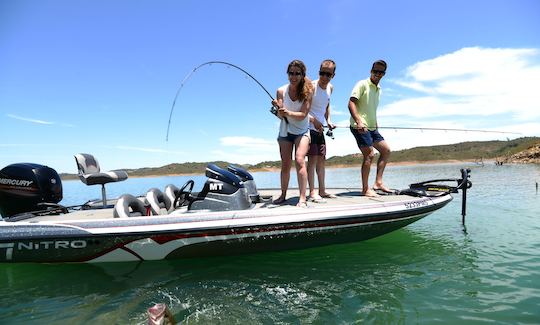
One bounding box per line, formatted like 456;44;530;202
278;84;309;136
309;80;331;131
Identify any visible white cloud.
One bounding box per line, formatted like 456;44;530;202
220;136;275;150
209;137;278;163
7;114;54;125
386;47;540;121
6;113;75;127
329;105;348;116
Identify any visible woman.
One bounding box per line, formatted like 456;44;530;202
272;60;313;207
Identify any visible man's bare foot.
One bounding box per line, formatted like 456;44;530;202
273;196;286;204
373;184;393;193
362;189;379;197
320;192;337;198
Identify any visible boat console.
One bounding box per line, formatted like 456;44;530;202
110;164;257;217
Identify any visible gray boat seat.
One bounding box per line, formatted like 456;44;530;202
113;194;147;218
74;153;128;207
146;188;172;215
164;184;181;208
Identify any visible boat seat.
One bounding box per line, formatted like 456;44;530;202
146;188;172;215
113;194;147;218
164;184;181;208
74;153;128;207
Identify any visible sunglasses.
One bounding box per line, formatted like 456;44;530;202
319;71;333;78
287;71;303;76
372;70;386;75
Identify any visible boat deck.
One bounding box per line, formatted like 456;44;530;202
21;188;428;223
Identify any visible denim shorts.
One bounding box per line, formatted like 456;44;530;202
350;127;384;148
277;131;310;143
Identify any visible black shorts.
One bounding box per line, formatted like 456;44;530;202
308;130;326;156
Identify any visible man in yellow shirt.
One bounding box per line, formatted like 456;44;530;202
348;60;391;197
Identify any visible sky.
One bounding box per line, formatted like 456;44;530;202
1;0;539;173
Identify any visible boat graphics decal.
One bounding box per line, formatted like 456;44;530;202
403;199;430;209
87;211;432;263
0;240;87;261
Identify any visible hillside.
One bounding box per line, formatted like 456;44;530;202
327;137;540;166
60;137;539;179
505;142;540;164
253;136;540;169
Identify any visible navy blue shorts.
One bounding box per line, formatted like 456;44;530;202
350;127;384;148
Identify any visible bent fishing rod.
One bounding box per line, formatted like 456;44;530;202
166;61;280;141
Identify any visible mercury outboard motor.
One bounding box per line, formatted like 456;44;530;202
188;164;251;211
0;163;63;218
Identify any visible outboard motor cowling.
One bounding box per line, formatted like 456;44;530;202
227;165;271;203
227;165;260;201
189;164;251;211
0;163;63;218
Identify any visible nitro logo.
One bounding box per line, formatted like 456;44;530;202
0;178;33;187
0;243;14;260
209;183;223;191
0;240;87;261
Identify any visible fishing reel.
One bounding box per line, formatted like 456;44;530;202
269;105;289;123
326;129;334;140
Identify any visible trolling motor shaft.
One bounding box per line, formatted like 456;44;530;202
407;168;472;225
458;168;472;225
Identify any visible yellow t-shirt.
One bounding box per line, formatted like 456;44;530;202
349;78;381;130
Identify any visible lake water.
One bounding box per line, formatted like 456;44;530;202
1;162;539;324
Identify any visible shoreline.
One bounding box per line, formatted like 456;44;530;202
61;159;486;180
249;159;483;173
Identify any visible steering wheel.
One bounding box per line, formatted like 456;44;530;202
173;180;195;208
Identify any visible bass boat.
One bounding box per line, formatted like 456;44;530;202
0;160;471;263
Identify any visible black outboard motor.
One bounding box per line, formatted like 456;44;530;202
189;164;251;211
0;163;63;218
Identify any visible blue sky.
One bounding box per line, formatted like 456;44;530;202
1;0;539;173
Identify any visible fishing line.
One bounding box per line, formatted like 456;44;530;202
165;61;276;141
324;125;521;136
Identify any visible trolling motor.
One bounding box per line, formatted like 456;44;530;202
406;168;472;225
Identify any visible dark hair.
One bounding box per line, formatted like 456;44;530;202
320;59;336;73
287;59;312;102
372;59;387;71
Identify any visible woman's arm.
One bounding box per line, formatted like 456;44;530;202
280;92;312;121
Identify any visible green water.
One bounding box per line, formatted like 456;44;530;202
1;163;539;324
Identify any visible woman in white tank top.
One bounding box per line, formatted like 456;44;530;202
271;59;313;207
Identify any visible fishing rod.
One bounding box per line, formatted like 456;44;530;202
166;61;277;141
